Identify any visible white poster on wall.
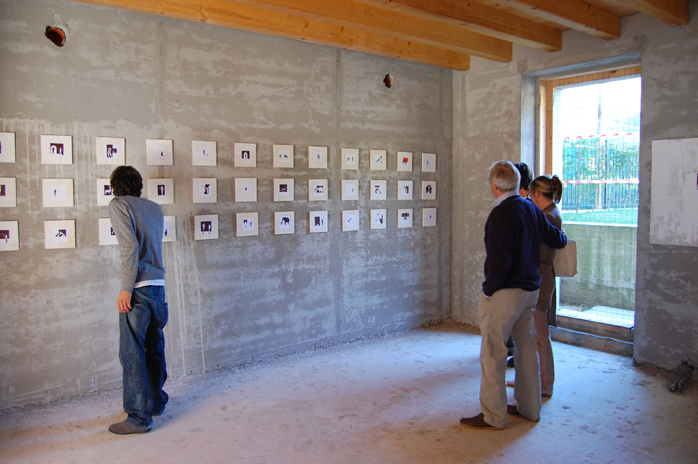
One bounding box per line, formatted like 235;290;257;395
163;216;177;242
41;135;73;165
0;178;17;208
96;137;126;165
194;215;218;241
0;132;16;163
192;140;217;166
146;139;173;166
96;179;115;206
0;221;20;251
98;218;119;246
650;138;698;247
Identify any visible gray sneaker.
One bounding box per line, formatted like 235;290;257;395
108;420;151;435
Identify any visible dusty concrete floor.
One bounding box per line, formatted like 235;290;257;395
1;322;697;464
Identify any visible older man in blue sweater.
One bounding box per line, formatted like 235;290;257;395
108;166;168;435
460;160;567;430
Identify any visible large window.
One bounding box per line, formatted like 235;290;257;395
542;66;640;329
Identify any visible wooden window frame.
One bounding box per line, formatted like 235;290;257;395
540;65;641;175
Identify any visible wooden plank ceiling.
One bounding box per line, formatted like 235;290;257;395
71;0;689;70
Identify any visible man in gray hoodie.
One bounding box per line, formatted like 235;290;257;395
108;166;168;435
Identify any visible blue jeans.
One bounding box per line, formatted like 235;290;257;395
119;286;169;428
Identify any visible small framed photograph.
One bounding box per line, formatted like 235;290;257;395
422;152;437;172
0;178;17;208
370;180;387;201
341;179;359;201
422;180;436;200
308;179;328;202
163;216;176;242
41;135;73;165
95;137;125;165
342;210;360;232
398;208;413;229
308;146;328;169
234;143;257;168
44;220;76;249
146;139;174;166
235;178;257;202
423;208;437;227
274;211;295;235
193;178;217;204
341;148;359;170
98;218;119;246
273;144;294;168
309;211;328;233
192;141;217;166
370;150;387;171
42;179;74;207
397;151;412;172
370;209;387;230
0;221;20;251
0;132;16;163
194;215;218;240
147;178;175;205
273;178;294;202
397;180;413;200
236;212;259;237
96;178;115;206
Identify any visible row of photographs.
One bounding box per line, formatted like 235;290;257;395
0;133;437;172
0;178;437;207
0;208;437;251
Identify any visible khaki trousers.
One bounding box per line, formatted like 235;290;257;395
479;288;541;428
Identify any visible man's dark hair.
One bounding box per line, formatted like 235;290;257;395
514;162;533;191
110;166;143;197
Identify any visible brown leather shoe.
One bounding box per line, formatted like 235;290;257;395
507;405;521;416
506;405;540;422
459;413;499;430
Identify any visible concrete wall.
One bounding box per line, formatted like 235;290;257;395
0;0;452;409
560;224;637;310
452;1;698;370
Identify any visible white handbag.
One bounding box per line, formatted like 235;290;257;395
553;239;577;277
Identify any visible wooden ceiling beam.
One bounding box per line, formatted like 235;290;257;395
503;0;621;40
224;0;512;62
362;0;562;52
615;0;689;26
70;0;470;70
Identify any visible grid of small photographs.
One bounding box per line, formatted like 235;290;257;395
0;132;438;250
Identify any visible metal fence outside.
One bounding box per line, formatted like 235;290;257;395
557;135;639;328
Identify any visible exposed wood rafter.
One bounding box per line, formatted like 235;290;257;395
225;0;512;62
615;0;689;26
362;0;562;52
70;0;471;70
501;0;621;39
69;0;691;70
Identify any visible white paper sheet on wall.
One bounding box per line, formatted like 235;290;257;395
650;138;698;247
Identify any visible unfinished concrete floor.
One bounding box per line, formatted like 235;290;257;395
1;322;697;464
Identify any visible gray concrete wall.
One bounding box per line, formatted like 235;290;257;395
452;2;698;369
0;0;452;409
560;224;637;310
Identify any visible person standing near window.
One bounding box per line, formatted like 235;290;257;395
460;161;567;430
529;175;564;398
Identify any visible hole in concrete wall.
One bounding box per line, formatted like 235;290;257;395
45;26;66;47
383;74;393;88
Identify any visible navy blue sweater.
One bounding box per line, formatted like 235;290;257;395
482;195;567;297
